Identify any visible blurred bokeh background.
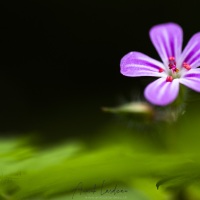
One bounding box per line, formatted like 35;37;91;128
0;0;200;139
1;1;200;199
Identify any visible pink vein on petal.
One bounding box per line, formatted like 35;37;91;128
179;33;200;68
179;68;200;92
144;78;179;106
120;52;166;77
149;23;183;66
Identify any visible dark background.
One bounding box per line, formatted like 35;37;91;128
0;0;200;139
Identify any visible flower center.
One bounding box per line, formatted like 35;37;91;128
168;56;179;73
167;57;180;81
159;57;192;82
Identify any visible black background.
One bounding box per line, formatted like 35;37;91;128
0;0;200;139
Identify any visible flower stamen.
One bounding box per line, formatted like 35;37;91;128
168;56;176;69
175;68;179;73
159;68;164;73
182;62;191;70
166;76;173;82
168;56;179;73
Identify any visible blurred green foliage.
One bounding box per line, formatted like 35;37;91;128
1;99;200;199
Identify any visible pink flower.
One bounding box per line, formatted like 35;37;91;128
120;23;200;106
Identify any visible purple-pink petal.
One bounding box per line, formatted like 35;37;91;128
144;78;180;106
149;23;183;66
120;52;165;77
179;68;200;92
178;33;200;68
